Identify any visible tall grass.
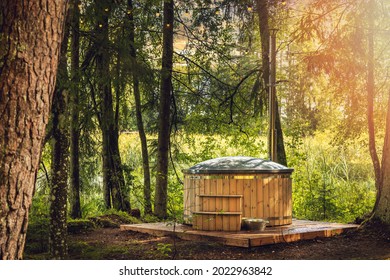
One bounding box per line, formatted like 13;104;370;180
287;133;376;222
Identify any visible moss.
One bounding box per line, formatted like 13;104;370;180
25;217;50;255
143;214;160;223
67;241;95;258
98;209;142;225
23;252;50;260
89;216;120;228
68;241;131;259
67;219;96;233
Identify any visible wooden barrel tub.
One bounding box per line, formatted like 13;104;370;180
183;156;294;231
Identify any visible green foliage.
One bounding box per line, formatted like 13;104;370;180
26;168;51;255
155;243;173;258
29;0;386;233
288;133;376;223
25;217;50;255
118;129;378;223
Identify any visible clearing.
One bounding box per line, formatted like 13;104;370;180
25;216;390;260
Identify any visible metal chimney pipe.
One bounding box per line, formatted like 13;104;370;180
269;29;277;162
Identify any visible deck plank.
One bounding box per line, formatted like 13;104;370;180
120;220;358;248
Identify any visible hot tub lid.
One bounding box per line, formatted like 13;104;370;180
183;156;294;174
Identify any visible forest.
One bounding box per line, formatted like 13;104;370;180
0;0;390;260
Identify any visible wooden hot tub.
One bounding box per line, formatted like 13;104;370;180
183;156;293;231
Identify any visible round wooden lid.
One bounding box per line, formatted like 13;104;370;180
183;156;294;174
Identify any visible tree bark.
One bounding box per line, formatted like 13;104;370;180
127;0;152;215
50;18;70;259
154;0;174;219
0;0;68;260
70;0;82;219
256;0;287;166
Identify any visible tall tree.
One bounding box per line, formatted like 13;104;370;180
127;0;152;214
367;0;381;210
0;0;68;259
70;0;82;219
377;94;390;224
154;0;175;219
50;14;70;259
95;1;130;211
256;0;287;165
366;0;390;224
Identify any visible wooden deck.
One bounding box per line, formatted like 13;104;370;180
120;219;359;248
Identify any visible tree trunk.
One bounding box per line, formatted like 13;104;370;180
256;0;287;166
114;39;132;212
50;19;70;258
366;0;389;224
377;95;390;224
0;0;68;260
154;0;174;219
367;0;381;204
275;101;287;165
70;0;82;219
127;0;152;215
95;2;130;212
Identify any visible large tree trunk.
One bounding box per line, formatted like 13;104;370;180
50;20;70;258
0;0;68;260
70;0;82;219
95;2;130;212
256;0;287;166
127;0;152;215
154;0;174;219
